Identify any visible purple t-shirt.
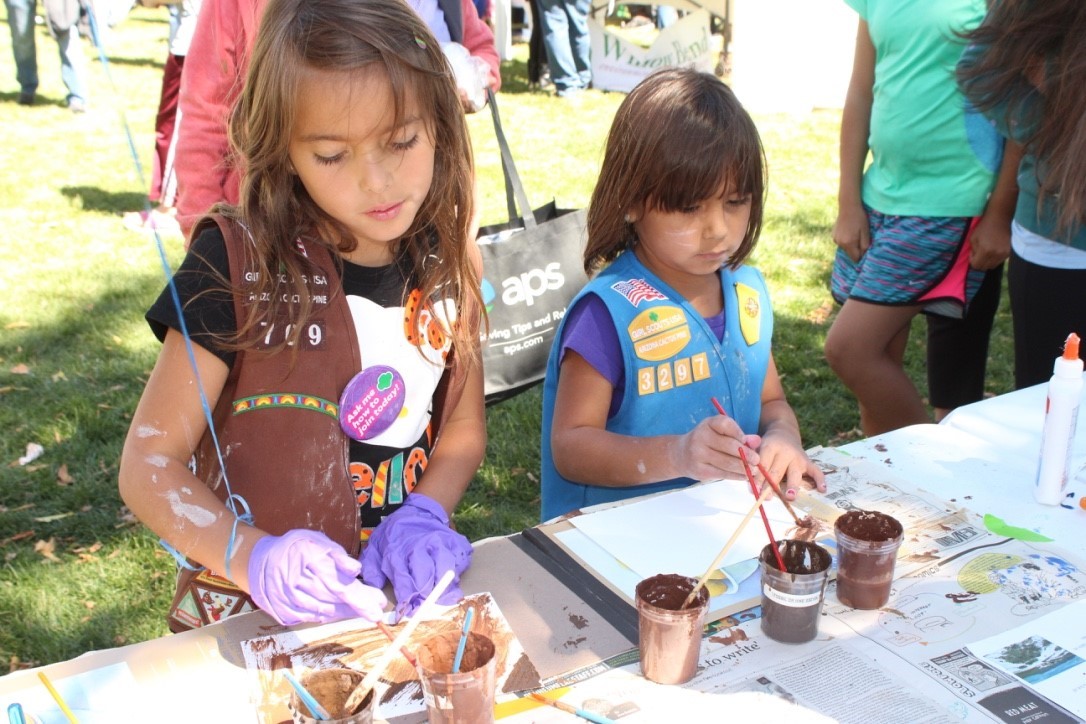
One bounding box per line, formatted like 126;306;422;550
558;294;726;418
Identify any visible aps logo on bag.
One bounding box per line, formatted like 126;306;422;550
482;262;567;311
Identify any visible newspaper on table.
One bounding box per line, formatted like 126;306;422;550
548;445;1004;628
498;606;1081;723
798;446;991;577
500;448;1086;722
964;598;1086;721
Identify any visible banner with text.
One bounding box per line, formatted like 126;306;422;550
588;10;715;93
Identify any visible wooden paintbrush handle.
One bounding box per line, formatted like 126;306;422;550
682;486;774;609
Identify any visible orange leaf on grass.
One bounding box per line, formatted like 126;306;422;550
9;364;29;374
1;531;35;546
805;300;833;325
56;464;74;485
34;538;60;562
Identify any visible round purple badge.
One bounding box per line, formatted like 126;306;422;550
338;365;406;441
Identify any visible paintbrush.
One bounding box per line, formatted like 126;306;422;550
709;397;804;525
682;485;773;609
451;606;475;673
754;460;808;528
283;670;332;721
739;447;788;573
36;672;77;724
528;692;616;724
343;569;455;714
709;397;816;535
376;621;418;667
707;396;788;573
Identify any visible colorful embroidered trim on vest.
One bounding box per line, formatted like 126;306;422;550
231;393;339;418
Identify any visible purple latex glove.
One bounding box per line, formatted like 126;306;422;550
360;493;471;618
247;529;387;626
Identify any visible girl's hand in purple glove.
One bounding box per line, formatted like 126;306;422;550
360;493;471;619
247;529;387;626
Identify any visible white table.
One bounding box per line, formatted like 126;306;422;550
3;385;1084;722
839;382;1086;546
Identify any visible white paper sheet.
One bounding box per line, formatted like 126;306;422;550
566;478;795;582
0;663;151;724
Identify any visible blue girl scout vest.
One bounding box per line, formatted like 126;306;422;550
540;250;773;521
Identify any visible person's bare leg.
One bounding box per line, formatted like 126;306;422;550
825;300;931;436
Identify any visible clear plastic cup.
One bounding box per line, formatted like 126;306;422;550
834;509;904;610
759;540;831;644
416;631;497;724
289;668;374;724
635;573;708;684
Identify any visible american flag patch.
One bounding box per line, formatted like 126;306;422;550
611;278;667;306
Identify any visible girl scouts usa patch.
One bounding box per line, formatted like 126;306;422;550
735;282;761;345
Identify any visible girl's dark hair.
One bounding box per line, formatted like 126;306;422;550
584;67;766;275
222;0;480;359
958;0;1086;237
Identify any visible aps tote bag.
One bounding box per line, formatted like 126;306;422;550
476;90;589;405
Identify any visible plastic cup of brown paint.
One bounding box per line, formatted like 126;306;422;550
416;630;498;724
289;668;374;724
635;573;708;684
759;540;832;644
834;509;904;610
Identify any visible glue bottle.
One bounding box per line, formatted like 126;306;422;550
1035;332;1083;505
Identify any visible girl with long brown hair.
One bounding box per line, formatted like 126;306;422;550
119;0;485;629
959;0;1086;388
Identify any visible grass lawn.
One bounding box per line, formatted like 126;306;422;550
0;6;1015;669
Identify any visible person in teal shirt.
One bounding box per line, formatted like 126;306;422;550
825;0;1020;436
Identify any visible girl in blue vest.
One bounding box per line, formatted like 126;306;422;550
540;68;826;521
119;0;486;629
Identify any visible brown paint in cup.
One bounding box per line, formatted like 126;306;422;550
834;509;904;610
635;573;708;684
416;631;498;724
289;668;374;724
759;540;831;644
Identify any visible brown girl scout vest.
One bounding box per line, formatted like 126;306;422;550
167;214;468;632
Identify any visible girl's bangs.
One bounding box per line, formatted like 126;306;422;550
649;135;759;213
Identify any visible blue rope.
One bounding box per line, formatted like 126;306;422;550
86;6;248;576
223;494;255;580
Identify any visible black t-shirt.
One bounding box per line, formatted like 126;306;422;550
147;228;237;367
147;226;439;535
